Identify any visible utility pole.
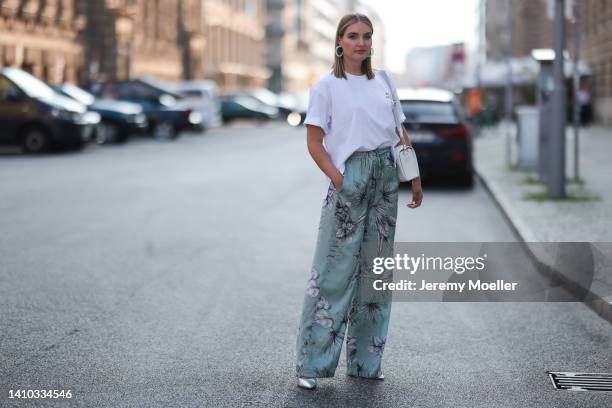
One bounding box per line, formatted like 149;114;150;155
571;0;580;181
505;0;514;166
476;0;485;89
549;0;566;198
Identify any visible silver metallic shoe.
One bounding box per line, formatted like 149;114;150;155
375;373;385;380
297;377;317;390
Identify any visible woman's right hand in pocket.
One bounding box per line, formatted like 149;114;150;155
332;174;344;192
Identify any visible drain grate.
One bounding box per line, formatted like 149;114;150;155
548;372;612;391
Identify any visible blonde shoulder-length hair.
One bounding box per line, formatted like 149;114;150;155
332;13;375;80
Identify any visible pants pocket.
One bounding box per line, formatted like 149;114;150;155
339;162;355;196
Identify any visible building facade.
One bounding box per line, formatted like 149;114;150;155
1;0;267;89
280;0;349;93
403;44;457;89
485;0;553;61
486;0;586;61
0;0;86;84
485;0;510;61
265;0;284;92
266;0;384;94
81;0;205;82
485;0;612;124
203;0;268;90
277;0;308;93
581;0;612;124
512;0;553;58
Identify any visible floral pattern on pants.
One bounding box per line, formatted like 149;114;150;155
296;146;399;379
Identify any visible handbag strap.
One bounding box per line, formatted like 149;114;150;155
377;69;404;144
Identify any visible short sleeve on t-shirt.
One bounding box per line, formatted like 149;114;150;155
394;100;407;124
304;83;331;134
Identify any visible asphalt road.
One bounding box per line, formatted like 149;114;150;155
1;125;610;407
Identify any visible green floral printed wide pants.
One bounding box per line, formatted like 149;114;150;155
296;146;399;379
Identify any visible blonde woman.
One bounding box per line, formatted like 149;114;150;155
295;13;423;390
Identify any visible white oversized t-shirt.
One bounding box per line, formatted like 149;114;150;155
304;69;407;200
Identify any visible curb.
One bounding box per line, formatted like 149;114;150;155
475;168;612;324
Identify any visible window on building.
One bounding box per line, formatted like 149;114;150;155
244;0;257;17
599;61;605;98
608;59;612;97
296;0;304;47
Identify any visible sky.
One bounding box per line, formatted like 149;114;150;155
360;0;480;73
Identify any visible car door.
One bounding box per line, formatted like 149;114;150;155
0;75;32;143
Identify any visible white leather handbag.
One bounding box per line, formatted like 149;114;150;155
378;70;420;182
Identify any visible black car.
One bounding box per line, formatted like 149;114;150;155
220;94;279;124
398;88;473;187
244;89;295;119
88;79;202;139
55;83;147;144
0;68;99;153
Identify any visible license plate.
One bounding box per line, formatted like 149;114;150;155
409;131;436;143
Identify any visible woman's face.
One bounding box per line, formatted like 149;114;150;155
338;21;373;64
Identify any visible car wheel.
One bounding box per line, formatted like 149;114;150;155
68;141;85;152
153;122;177;140
20;126;51;154
98;120;124;144
92;126;104;144
115;131;129;143
458;171;474;188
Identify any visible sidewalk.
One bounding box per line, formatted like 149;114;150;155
474;124;612;322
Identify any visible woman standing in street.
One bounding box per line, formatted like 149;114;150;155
295;13;423;390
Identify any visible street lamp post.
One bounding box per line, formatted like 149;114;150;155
549;0;566;198
571;0;580;181
505;0;514;167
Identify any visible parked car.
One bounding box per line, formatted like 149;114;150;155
88;79;201;139
220;94;279;124
290;90;309;126
165;80;222;132
55;83;147;144
398;87;473;187
246;88;297;119
0;68;99;153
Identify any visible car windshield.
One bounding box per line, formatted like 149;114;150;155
3;68;56;99
138;80;180;98
400;101;459;124
233;96;261;110
60;83;95;105
251;89;278;106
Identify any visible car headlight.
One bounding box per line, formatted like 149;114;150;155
83;112;101;124
189;112;202;124
128;113;146;124
287;111;302;127
51;108;81;121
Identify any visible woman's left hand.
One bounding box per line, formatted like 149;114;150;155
407;177;423;209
